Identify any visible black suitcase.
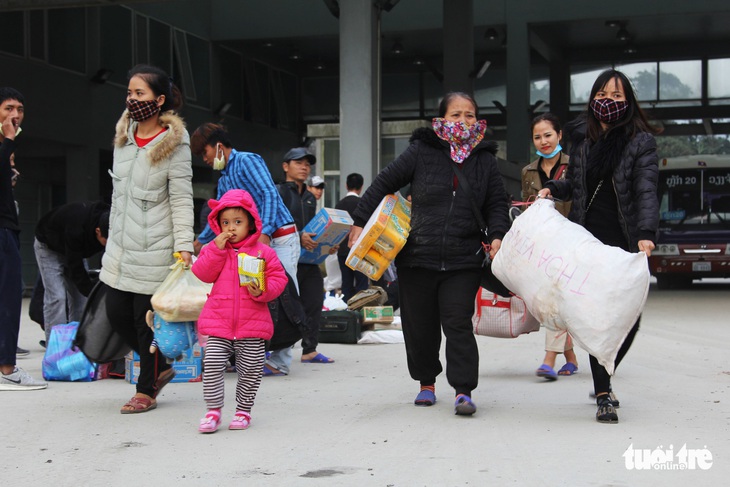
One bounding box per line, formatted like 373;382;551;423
319;310;363;344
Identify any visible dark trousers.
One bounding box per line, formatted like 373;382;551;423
337;253;369;303
398;266;481;396
590;317;641;395
0;229;22;366
104;286;171;397
297;263;324;355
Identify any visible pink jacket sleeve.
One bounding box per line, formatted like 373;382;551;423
191;244;227;284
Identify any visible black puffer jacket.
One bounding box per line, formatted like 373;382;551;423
545;131;659;252
352;127;509;271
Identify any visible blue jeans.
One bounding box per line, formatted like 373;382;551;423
33;238;88;343
0;229;22;366
266;231;302;373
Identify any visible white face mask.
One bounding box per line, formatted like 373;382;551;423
212;144;226;171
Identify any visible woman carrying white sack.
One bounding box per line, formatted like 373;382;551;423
538;69;659;424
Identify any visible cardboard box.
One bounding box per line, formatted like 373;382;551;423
346;194;411;280
125;343;202;384
299;208;353;265
362;306;394;323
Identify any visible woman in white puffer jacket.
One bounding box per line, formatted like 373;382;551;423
99;64;194;414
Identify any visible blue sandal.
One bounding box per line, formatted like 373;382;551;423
536;364;558;381
558;362;578;376
454;394;476;416
414;389;436;406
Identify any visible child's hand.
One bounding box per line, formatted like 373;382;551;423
214;231;233;250
247;280;262;297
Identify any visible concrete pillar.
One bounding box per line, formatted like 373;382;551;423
443;0;474;94
339;0;379;191
66;146;100;202
505;18;530;163
549;59;571;135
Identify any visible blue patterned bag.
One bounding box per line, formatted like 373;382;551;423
42;322;98;381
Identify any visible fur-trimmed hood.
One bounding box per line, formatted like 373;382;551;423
409;126;499;157
113;110;188;165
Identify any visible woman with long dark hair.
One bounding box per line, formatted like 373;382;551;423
539;69;660;423
100;64;195;414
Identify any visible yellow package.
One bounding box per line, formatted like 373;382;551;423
238;252;266;291
346;193;411;280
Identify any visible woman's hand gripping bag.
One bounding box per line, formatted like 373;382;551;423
151;255;212;322
491;198;650;374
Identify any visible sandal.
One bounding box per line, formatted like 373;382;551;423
262;364;286;377
120;394;157;414
536;364;558;381
454;394;477;416
229;411;252;430
199;410;221;434
414;388;436;407
154;368;176;398
558;363;578;376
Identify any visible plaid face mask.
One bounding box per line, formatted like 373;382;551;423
126;98;161;122
590;98;628;124
432;118;487;163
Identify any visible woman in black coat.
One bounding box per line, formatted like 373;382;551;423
539;69;660;424
350;92;509;416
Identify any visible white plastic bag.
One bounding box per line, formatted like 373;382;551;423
323;254;342;291
151;258;212;322
491;198;650;374
323;291;348;311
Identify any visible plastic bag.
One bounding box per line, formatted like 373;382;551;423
75;281;131;363
323;291;348;311
151;257;211;322
43;322;98;382
492;198;650;374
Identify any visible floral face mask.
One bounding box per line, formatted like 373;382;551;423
432;118;487;163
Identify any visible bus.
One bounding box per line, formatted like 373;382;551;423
649;154;730;289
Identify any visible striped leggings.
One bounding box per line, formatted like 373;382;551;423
203;336;266;412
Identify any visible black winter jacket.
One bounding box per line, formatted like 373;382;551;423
352;127;510;272
35;200;110;296
545;131;659;252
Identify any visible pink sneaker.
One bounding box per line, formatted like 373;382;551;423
229;411;251;430
198;410;221;434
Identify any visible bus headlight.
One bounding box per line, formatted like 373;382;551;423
653;244;680;256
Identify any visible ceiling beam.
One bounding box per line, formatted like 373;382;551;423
0;0;173;10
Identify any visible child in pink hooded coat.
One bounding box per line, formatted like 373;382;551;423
192;189;286;433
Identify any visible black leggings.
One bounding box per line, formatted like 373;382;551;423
589;317;640;395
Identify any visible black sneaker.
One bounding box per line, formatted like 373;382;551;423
16;346;30;357
589;390;620;408
596;395;619;424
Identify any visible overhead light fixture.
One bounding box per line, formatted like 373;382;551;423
470;59;491;79
91;68;114;84
624;44;638;55
289;49;302;60
605;20;621;28
412;58;425;66
391;41;404;55
215;102;232;117
262;41;274;48
314;62;325;70
485;28;498;41
616;28;631;42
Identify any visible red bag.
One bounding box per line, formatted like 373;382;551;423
472;288;540;338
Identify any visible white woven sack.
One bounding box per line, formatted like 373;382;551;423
472;288;540;338
491;198;650;374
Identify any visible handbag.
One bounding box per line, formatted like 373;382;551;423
75;281;132;363
472;288;540;338
448;162;512;297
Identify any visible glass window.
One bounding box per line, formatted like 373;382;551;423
0;11;24;57
475;68;507;112
616;62;657;101
100;6;132;85
530;79;549;106
135;14;148;64
29;10;45;60
186;34;210;108
570;66;610;104
218;47;243;118
709;58;730;99
323;139;340;172
149;19;171;74
659;60;701;100
381;137;410;172
382;74;420;118
48;8;86;72
301;76;339;119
